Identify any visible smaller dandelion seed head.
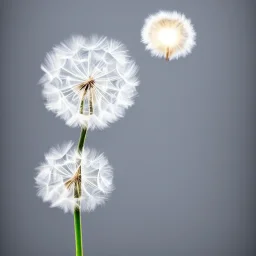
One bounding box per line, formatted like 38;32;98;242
35;142;114;213
141;10;196;61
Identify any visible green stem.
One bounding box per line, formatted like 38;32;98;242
77;127;87;154
74;97;88;256
74;128;87;256
74;207;83;256
89;88;93;115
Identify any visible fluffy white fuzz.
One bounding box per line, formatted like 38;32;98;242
40;35;139;129
35;142;114;213
141;11;196;61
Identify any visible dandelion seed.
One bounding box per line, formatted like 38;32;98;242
141;10;196;61
35;142;114;213
40;35;139;129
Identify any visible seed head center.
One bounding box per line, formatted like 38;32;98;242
79;76;95;92
65;168;81;190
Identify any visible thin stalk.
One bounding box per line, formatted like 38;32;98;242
89;88;94;115
78;127;87;154
74;207;83;256
73;96;88;256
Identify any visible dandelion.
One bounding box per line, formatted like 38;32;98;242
40;35;139;129
35;141;114;213
37;34;139;256
141;10;196;61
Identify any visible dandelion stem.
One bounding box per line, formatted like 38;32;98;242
73;128;87;256
78;127;87;154
73;97;88;256
89;89;94;115
74;207;83;256
78;95;87;154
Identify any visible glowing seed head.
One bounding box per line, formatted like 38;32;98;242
141;11;196;61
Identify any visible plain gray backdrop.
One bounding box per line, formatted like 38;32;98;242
0;0;256;255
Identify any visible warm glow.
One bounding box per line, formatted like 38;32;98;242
157;27;179;47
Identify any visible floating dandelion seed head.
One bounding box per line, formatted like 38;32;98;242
35;142;114;213
141;11;196;61
40;35;139;129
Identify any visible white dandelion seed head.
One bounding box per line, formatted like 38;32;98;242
35;141;114;213
40;35;139;129
141;10;196;61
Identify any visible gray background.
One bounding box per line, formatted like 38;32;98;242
0;0;255;255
